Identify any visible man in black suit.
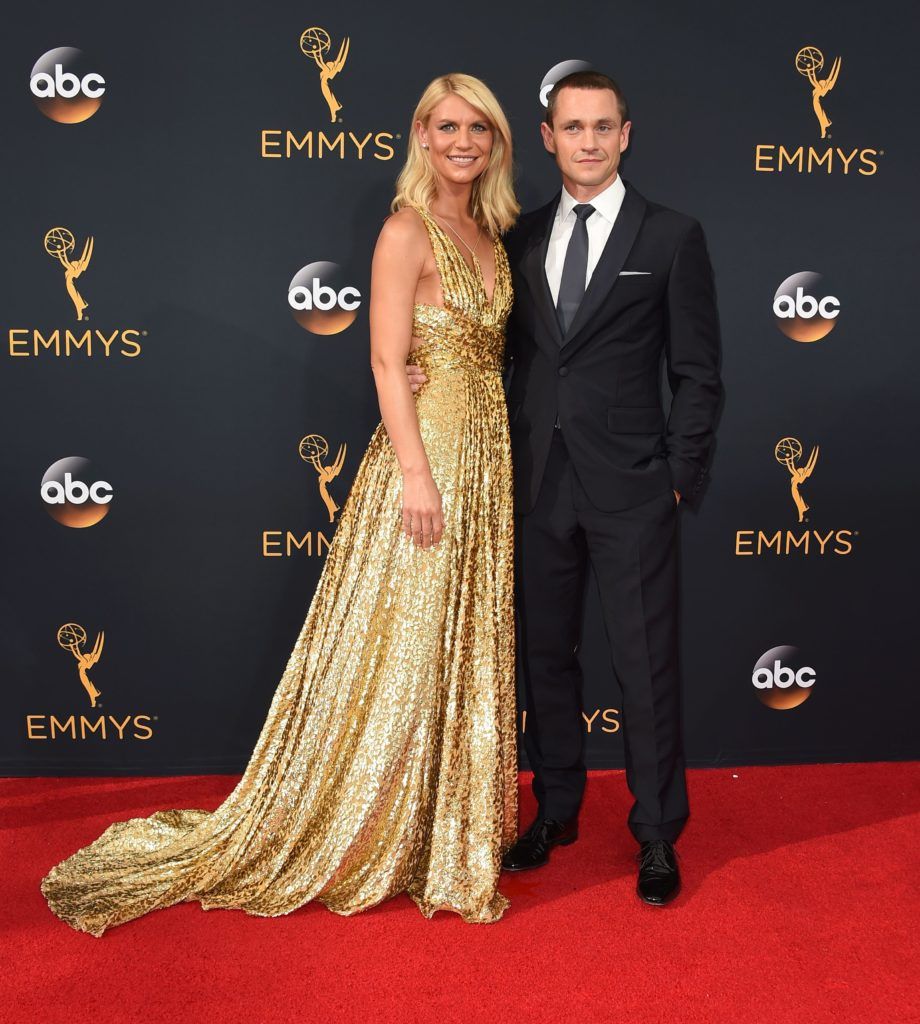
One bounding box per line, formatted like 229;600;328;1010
410;70;722;905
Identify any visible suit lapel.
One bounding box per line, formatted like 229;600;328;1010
520;193;563;352
560;181;647;354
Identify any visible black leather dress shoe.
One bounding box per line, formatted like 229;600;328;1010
501;817;578;871
636;839;681;905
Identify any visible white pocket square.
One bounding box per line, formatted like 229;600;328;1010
619;270;651;276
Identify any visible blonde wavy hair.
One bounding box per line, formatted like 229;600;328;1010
391;73;519;236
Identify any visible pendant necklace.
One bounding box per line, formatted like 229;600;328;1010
434;215;483;266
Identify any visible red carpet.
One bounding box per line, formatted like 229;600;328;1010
4;763;918;1024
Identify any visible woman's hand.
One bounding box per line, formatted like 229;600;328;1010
402;469;444;549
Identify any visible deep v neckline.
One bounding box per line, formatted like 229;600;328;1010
429;216;499;309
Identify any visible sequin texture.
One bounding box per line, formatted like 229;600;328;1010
40;205;518;936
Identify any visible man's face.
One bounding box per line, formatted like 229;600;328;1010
540;87;630;194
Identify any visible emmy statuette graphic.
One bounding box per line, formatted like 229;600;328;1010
57;622;104;707
45;226;94;320
795;46;841;139
300;27;350;123
775;437;819;523
300;434;347;522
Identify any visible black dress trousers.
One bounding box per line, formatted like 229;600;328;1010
515;428;689;843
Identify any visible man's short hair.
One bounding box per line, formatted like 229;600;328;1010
544;71;629;126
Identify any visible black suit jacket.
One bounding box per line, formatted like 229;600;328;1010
503;180;723;514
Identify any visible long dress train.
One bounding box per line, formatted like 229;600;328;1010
40;206;518;936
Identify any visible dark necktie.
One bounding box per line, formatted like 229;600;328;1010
555;203;595;336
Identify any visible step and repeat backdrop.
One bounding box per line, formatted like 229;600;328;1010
2;1;917;774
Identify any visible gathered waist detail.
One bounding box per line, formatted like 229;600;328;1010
408;343;504;377
410;302;506;375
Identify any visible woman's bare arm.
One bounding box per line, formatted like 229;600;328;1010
369;209;444;549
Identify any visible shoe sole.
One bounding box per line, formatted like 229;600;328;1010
501;834;578;872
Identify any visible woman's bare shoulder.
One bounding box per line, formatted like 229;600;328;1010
374;207;430;263
380;206;428;239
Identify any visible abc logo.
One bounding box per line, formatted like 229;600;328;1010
41;457;113;528
751;646;815;710
30;48;105;124
288;262;361;335
539;59;593;105
773;272;840;342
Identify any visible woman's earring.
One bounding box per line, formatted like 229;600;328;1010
421;142;429;149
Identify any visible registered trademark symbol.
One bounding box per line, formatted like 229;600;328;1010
142;330;148;336
396;133;401;139
879;151;884;156
153;715;158;720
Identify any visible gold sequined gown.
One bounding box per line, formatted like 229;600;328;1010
40;207;518;936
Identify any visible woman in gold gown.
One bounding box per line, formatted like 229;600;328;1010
40;73;520;936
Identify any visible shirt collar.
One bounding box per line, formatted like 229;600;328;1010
558;174;626;225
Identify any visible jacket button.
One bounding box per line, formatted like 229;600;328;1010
558;366;569;377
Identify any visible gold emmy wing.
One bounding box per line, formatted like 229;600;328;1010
41;206;518;935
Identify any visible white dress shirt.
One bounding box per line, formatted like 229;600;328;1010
544;174;626;305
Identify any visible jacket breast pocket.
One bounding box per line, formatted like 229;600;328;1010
615;273;656;293
607;406;665;434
